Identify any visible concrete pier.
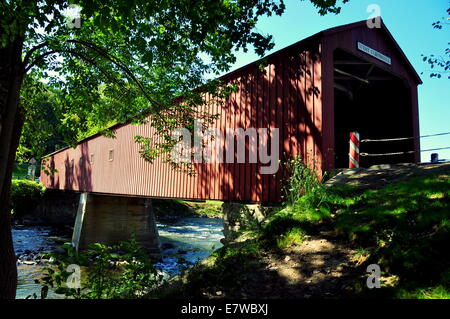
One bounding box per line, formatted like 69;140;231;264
72;193;160;253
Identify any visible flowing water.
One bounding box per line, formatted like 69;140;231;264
14;226;67;299
14;217;224;299
155;218;224;275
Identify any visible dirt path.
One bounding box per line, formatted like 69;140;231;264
195;224;364;299
263;230;361;298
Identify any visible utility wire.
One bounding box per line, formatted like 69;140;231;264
361;132;450;143
360;151;416;157
360;146;450;157
421;147;450;152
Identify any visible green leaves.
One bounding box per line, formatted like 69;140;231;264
35;237;164;299
421;6;449;79
306;0;350;15
10;180;46;218
6;0;350;168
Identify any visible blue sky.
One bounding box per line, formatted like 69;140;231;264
225;0;449;163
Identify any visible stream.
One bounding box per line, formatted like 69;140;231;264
14;217;224;299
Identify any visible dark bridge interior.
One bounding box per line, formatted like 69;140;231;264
333;49;415;168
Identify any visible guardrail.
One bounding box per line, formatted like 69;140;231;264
349;132;450;167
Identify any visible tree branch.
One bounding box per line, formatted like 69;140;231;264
24;49;58;73
23;41;50;68
65;40;158;107
25;45;169;125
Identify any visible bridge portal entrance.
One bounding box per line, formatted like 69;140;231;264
333;49;416;168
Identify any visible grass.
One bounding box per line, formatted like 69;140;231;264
152;199;223;221
396;285;450;299
181;200;223;218
259;173;450;298
335;173;450;298
276;227;305;248
12;162;41;180
260;184;356;249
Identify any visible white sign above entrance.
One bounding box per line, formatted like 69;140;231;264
357;42;392;65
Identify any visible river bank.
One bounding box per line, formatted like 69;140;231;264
13;215;224;299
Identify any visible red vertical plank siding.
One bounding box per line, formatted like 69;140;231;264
245;71;252;202
290;54;299;158
211;93;217;200
209;92;216;199
313;44;323;178
255;67;263;202
205;93;210;199
239;74;246;201
305;50;313;170
223;79;231;201
236;76;242;200
199;94;206;200
269;61;277;202
275;57;284;203
299;52;307;165
250;68;258;202
195;97;201;200
244;71;251;202
234;75;241;201
261;64;269;202
320;36;335;172
283;53;292;200
217;91;224;200
214;91;223;199
228;77;237;201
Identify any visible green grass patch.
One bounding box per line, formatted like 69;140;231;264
152;199;223;221
276;227;305;249
12;163;40;180
396;285;450;299
186;201;223;218
335;174;450;298
260;163;356;249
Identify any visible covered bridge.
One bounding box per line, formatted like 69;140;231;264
42;18;421;203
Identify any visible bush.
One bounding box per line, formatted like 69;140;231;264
282;157;325;207
10;180;46;218
35;237;164;299
260;158;334;247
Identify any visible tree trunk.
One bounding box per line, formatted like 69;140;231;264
0;38;25;299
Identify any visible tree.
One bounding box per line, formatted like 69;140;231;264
16;77;67;162
0;0;348;299
421;6;450;79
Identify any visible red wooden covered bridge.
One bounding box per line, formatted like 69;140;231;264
40;19;421;251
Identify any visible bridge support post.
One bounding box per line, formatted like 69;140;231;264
72;193;160;253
